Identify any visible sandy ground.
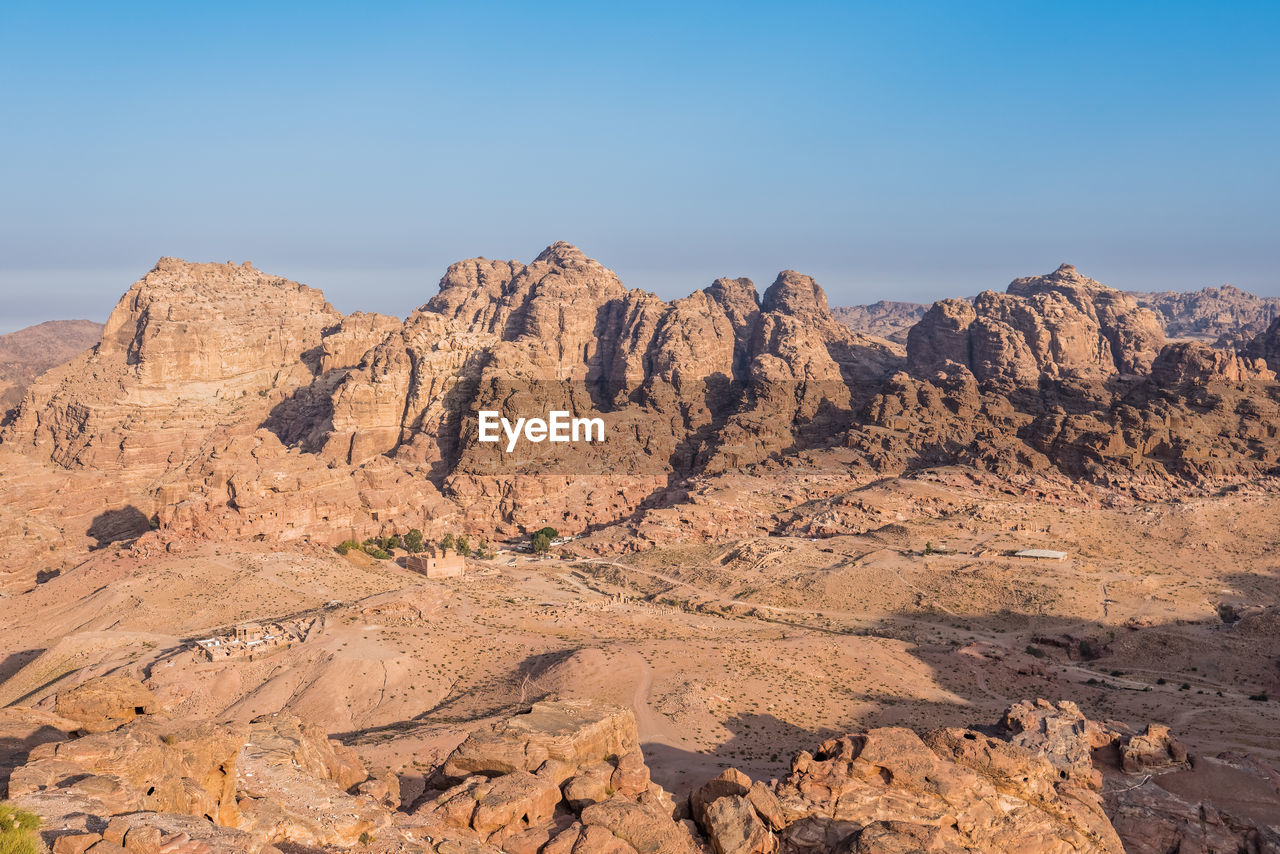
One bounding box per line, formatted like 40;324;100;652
1;469;1278;799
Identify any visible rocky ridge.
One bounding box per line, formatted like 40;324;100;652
2;250;1279;580
7;679;1276;854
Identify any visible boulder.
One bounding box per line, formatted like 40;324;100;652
53;674;160;733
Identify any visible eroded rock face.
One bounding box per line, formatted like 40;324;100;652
764;726;1121;853
908;264;1165;387
235;713;389;847
1135;284;1280;347
4;259;343;476
442;700;640;781
53;674;160;733
0;245;905;568
10;711;393;851
683;698;1280;854
10;716;247;825
416;701;693;854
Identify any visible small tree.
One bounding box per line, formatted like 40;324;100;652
531;531;552;554
534;526;560;541
441;532;456;551
0;801;41;854
475;537;492;558
455;535;472;557
403;529;425;554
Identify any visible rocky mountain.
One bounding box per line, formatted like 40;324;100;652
836;282;1280;352
1133;284;1280;347
0;244;902;564
1;248;1279;579
829;301;926;344
0;319;103;416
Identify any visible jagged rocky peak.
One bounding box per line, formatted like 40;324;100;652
421;242;628;339
761;269;833;319
99;257;340;375
907;263;1165;385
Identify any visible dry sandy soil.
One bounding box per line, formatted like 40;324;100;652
1;466;1276;808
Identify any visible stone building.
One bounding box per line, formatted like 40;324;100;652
404;546;465;579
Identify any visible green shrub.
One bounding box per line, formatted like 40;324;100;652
365;547;392;561
455;535;471;557
0;802;41;854
441;533;456;551
531;532;552;554
474;537;493;558
533;526;559;541
336;540;360;556
403;529;425;553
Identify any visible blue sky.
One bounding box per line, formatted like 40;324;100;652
1;1;1277;331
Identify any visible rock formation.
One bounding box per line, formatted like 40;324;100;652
1;249;1279;583
831;301;927;345
1134;284;1280;347
0;319;103;417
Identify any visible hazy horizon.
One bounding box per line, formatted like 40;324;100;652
2;1;1277;333
0;246;1274;336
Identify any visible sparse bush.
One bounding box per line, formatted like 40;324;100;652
1249;692;1269;702
0;801;41;854
336;540;361;556
365;547;392;561
403;528;425;553
381;534;402;552
455;535;471;557
474;537;493;558
924;541;934;555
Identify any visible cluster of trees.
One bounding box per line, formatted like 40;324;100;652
336;528;495;560
441;532;494;559
530;526;559;554
336;536;398;560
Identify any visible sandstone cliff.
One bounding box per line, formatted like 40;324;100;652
2;251;1279;575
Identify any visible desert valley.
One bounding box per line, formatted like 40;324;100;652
0;244;1278;853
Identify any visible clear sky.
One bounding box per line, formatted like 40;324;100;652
1;1;1277;332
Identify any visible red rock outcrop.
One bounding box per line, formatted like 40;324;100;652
10;710;394;851
416;701;694;854
691;716;1124;853
907;264;1165;387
